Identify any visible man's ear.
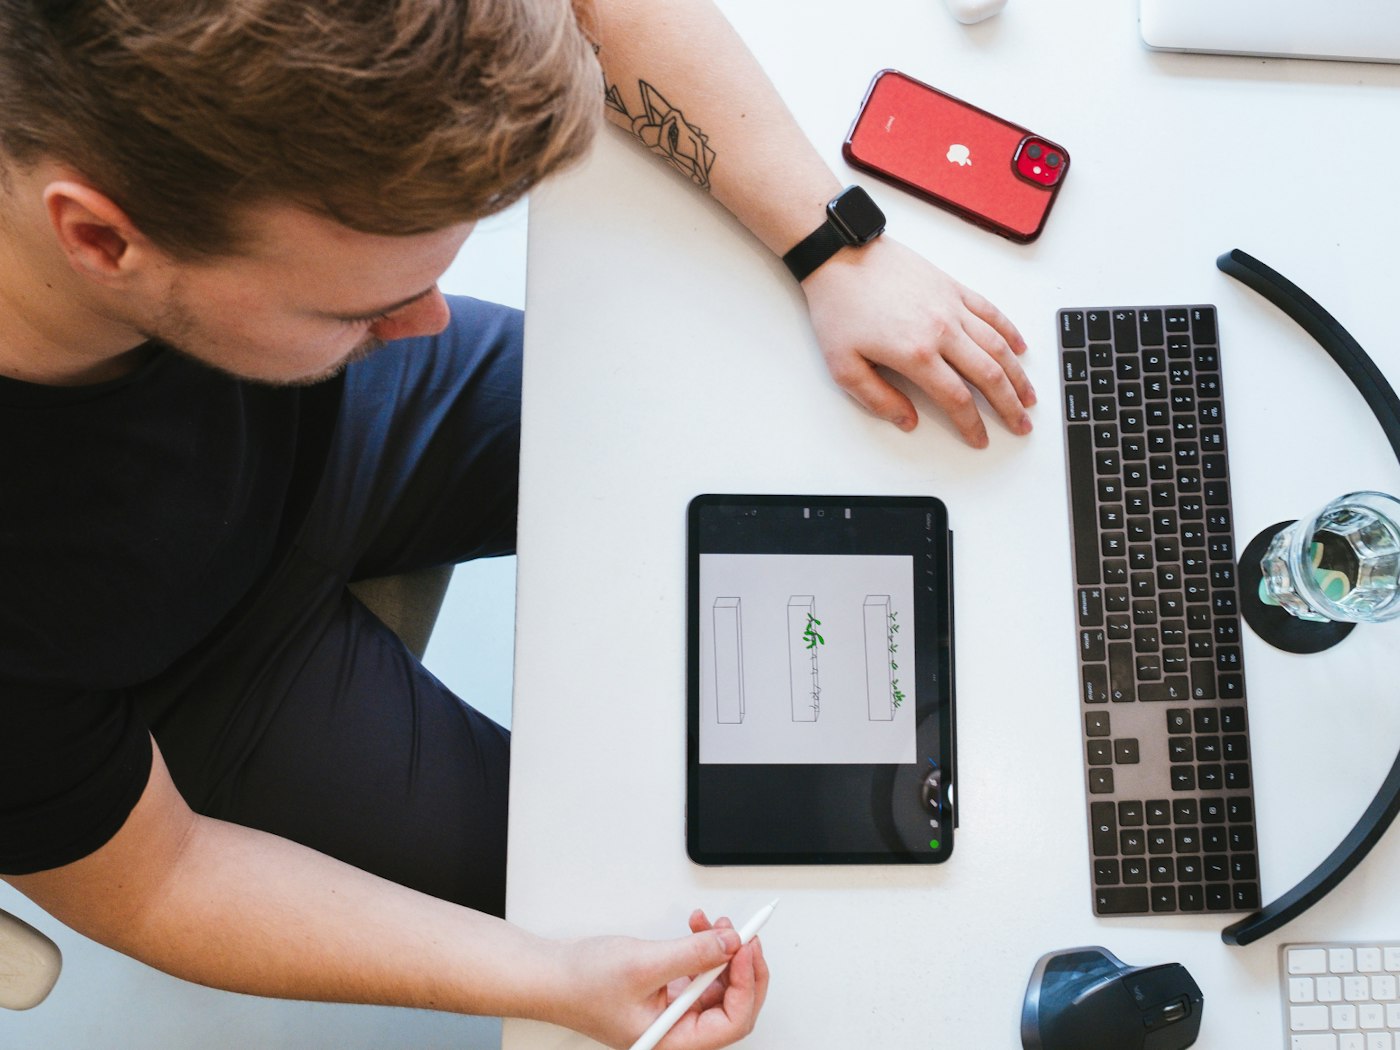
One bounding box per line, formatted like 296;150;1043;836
42;179;164;287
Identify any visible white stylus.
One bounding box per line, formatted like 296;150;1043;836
627;899;778;1050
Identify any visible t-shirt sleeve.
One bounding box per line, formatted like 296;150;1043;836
0;681;153;874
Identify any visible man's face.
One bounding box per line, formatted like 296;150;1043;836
139;203;474;385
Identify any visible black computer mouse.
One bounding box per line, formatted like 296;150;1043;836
1021;946;1204;1050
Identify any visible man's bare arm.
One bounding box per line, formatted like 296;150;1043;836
588;0;1036;446
5;740;765;1049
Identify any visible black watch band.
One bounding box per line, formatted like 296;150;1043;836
781;185;886;283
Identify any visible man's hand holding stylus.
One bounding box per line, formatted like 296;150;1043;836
543;911;769;1050
801;235;1038;448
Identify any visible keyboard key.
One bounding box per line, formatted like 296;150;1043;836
1094;859;1120;885
1357;949;1387;974
1292;950;1330;975
1287;1037;1339;1050
1191;306;1217;345
1228;826;1255;851
1091;802;1117;855
1139;309;1165;346
1292;1004;1333;1031
1095;887;1149;914
1078;587;1104;626
1060;310;1087;347
1232;882;1260;910
1226;764;1252;789
1082;664;1109;704
1108;644;1136;702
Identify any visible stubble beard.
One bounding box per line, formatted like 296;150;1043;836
139;287;386;388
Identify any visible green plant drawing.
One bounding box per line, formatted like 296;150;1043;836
803;613;825;650
888;610;904;708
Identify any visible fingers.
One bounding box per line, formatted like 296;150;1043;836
941;324;1034;441
872;315;1034;448
962;312;1037;408
962;286;1028;356
824;354;919;432
653;921;739;994
690;916;733;1012
821;309;1033;446
664;944;765;1050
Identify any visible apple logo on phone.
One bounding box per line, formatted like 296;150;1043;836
946;144;972;166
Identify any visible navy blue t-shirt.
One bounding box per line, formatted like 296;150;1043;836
0;348;309;873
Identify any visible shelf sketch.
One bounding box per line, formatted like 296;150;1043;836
698;552;917;766
712;597;745;724
788;595;821;721
863;595;895;720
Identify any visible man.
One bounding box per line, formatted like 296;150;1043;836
0;0;1033;1046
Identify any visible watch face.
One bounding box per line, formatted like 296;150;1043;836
828;186;886;245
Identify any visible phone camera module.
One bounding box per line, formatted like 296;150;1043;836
1015;138;1066;188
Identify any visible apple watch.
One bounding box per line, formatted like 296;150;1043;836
781;185;886;282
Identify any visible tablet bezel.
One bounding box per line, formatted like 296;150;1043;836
686;493;956;865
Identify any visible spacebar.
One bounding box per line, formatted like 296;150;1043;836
1066;424;1100;586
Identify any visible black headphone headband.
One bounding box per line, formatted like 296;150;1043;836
1216;248;1400;947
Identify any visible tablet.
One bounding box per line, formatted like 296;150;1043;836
686;494;956;865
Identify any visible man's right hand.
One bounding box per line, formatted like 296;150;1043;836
545;910;770;1050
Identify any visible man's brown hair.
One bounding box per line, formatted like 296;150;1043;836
0;0;602;257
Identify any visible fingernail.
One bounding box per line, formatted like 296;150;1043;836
718;929;741;953
1018;414;1034;435
894;416;914;432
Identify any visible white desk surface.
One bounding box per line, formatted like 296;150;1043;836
504;1;1400;1046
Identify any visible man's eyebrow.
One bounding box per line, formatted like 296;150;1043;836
323;286;436;322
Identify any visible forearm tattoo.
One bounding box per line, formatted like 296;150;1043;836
603;75;717;191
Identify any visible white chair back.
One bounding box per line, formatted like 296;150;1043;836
0;908;61;1010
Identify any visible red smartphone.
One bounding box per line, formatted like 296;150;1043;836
843;69;1070;243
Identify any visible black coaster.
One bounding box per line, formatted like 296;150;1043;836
1238;521;1356;654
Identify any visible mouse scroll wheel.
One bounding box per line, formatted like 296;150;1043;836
1144;996;1190;1031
